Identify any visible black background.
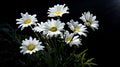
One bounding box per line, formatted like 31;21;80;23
0;0;120;67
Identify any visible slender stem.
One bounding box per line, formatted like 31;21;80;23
14;29;21;44
15;35;21;44
53;37;57;47
50;36;55;48
30;26;51;47
30;26;40;40
43;35;51;46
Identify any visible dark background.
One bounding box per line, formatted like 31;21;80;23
0;0;120;67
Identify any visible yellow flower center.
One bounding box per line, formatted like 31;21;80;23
66;37;72;41
24;19;31;24
27;44;35;51
55;11;62;15
74;27;79;32
50;26;57;32
86;19;91;24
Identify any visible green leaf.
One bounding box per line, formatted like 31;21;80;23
43;52;53;67
85;63;98;67
85;58;94;63
81;53;86;64
78;49;88;58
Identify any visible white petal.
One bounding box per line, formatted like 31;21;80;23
16;22;23;24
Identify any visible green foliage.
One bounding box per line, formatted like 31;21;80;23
34;38;96;67
0;23;97;67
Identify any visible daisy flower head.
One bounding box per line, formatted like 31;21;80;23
43;19;65;37
48;4;69;17
16;12;38;30
33;22;45;33
80;11;99;30
67;20;87;37
64;31;82;47
20;36;45;55
65;31;74;44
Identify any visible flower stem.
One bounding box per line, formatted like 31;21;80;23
14;28;21;44
30;26;40;40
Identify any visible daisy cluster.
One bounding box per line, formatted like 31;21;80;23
16;4;99;55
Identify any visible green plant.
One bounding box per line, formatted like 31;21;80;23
14;4;99;67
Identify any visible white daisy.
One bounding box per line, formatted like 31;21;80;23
48;4;69;17
67;20;87;37
43;19;65;37
64;31;82;47
33;22;45;32
20;36;44;55
65;31;74;44
80;11;99;30
16;12;38;30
